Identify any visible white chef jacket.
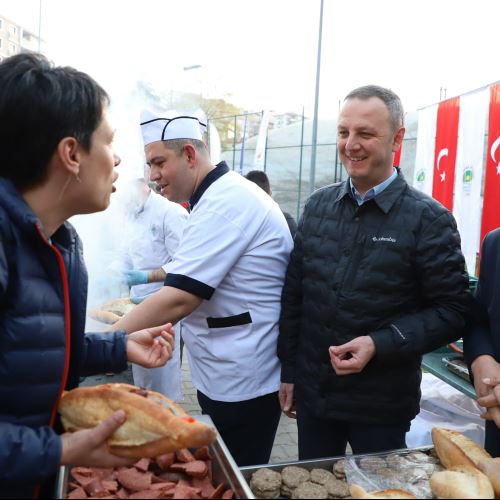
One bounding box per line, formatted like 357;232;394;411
123;191;188;300
164;162;293;402
122;190;188;401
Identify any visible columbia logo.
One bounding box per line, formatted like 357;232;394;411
372;236;396;243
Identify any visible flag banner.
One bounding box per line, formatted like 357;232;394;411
239;113;248;175
254;110;271;169
393;143;402;167
481;83;500;246
208;122;222;165
452;88;489;276
413;104;438;195
432;97;460;210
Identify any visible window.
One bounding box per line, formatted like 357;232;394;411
9;43;16;54
0;38;2;49
0;19;3;30
9;25;17;36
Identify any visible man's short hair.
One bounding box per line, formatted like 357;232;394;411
0;53;109;190
245;170;271;195
344;85;404;131
163;138;208;158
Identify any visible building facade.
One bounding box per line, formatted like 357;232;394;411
0;14;40;62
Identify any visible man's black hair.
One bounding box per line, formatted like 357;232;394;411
0;53;109;190
245;170;271;195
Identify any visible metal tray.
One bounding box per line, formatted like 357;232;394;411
442;355;470;382
55;415;254;499
240;446;434;498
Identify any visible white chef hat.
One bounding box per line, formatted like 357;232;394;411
140;109;208;146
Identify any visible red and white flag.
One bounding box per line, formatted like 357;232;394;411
432;97;460;210
394;141;402;167
452;88;489;276
480;83;500;245
413;105;438;195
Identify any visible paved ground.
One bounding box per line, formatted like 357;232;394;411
83;352;299;464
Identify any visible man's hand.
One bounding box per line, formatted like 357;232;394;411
124;270;149;287
279;383;296;419
471;355;500;398
60;411;136;468
477;377;500;428
127;323;175;368
329;336;376;376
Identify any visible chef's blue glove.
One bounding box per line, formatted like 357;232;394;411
131;295;148;304
124;270;149;287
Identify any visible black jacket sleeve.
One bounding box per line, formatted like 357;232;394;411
464;231;497;364
278;214;304;383
370;210;471;361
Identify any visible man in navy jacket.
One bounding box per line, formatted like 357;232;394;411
465;228;500;456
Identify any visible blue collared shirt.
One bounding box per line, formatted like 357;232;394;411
350;168;398;206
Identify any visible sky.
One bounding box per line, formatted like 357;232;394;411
1;0;499;119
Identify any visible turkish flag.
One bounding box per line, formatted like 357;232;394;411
432;97;460;210
394;143;402;167
480;83;500;245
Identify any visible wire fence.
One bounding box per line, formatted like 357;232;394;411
209;111;417;220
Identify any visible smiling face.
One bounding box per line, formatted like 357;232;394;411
337;97;404;190
78;110;121;213
145;141;195;203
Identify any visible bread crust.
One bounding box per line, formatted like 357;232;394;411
431;427;492;469
349;484;416;499
477;458;500;498
59;383;216;458
429;465;494;499
88;298;136;325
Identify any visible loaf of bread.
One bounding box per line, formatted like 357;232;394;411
59;383;216;458
88;297;136;325
478;458;500;498
431;428;492;469
429;465;494;499
349;484;416;499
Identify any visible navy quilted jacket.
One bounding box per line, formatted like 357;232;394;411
0;178;128;498
278;172;471;424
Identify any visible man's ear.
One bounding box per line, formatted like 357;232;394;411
183;143;198;165
56;137;81;176
392;127;405;153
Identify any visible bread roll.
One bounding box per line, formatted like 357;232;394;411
478;458;500;498
431;428;492;469
59;383;216;458
349;484;416;499
429;465;494;499
88;297;136;325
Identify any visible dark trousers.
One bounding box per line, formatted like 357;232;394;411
297;404;410;460
197;391;281;467
485;420;500;457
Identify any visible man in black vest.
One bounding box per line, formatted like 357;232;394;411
465;229;500;457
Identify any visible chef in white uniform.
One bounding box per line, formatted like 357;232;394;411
119;177;188;401
113;109;293;466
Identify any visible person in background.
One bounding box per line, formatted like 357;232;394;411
0;53;174;498
112;109;293;466
278;85;470;460
116;177;187;401
245;169;298;237
465;228;500;456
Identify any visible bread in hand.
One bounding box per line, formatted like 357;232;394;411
59;383;216;458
